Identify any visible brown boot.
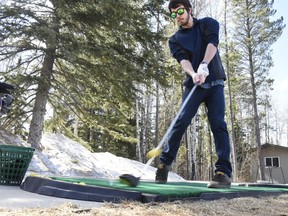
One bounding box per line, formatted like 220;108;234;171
207;171;231;188
155;163;169;184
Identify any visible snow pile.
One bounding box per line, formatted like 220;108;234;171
19;133;183;181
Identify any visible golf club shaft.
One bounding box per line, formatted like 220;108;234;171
144;83;199;169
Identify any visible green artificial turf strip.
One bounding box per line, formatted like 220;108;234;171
50;176;288;198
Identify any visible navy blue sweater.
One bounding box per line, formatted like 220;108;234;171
169;17;226;87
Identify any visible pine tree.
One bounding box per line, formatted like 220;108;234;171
0;0;169;150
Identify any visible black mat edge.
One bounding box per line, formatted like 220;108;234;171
142;191;288;203
21;176;143;203
184;191;288;201
245;183;288;188
20;176;288;203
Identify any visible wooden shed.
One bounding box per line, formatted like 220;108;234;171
260;143;288;184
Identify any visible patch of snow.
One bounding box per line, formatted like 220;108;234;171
23;133;184;181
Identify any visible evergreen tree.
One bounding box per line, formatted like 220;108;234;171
0;0;169;150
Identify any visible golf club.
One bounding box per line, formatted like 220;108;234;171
119;84;199;187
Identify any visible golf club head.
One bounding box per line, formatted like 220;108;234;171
146;148;162;159
119;174;140;187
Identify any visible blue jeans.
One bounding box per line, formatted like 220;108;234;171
160;85;232;177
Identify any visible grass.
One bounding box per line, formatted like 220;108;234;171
0;194;288;216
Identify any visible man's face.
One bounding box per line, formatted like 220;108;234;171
170;5;190;26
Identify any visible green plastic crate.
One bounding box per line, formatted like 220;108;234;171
0;145;35;185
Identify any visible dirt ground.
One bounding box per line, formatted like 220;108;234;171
0;194;287;216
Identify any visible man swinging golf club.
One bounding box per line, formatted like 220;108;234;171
155;0;232;188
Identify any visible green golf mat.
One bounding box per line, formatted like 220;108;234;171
21;176;288;203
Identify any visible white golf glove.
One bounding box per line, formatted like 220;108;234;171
197;62;209;77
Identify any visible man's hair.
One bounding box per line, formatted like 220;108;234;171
168;0;192;12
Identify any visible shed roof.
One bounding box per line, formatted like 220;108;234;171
261;143;288;151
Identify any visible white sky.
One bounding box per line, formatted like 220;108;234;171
270;0;288;111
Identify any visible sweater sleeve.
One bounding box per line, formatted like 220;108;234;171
168;34;190;63
200;17;219;47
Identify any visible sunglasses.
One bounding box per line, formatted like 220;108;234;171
170;8;185;19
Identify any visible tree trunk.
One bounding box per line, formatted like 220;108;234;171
155;83;159;147
191;118;197;180
223;0;238;181
251;70;265;180
73;114;79;136
27;5;59;149
154;11;160;149
27;49;55;148
186;115;196;180
198;114;203;180
248;47;265;180
135;91;143;162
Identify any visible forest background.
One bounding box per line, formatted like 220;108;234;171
0;0;287;182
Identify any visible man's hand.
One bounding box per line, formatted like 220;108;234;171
192;62;209;85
